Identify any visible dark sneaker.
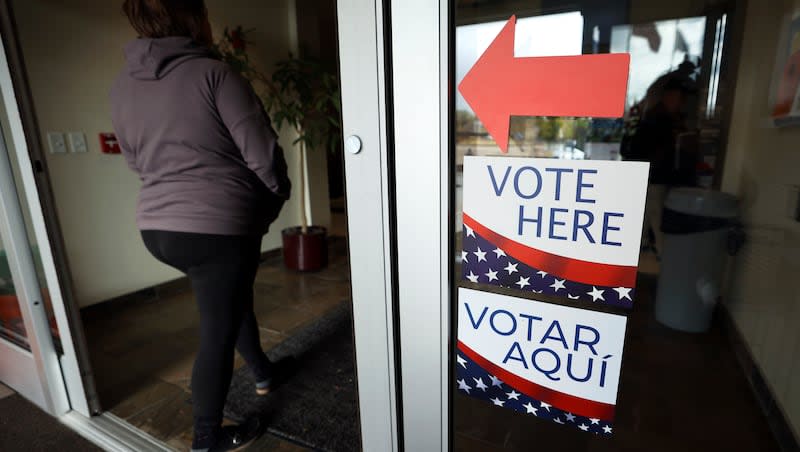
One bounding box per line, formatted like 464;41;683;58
255;356;297;396
191;417;264;452
255;378;272;396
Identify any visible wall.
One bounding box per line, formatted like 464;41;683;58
721;0;800;440
296;0;336;227
10;0;330;306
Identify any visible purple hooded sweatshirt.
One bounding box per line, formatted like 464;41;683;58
110;37;291;236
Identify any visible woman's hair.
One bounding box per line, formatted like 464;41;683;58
122;0;208;42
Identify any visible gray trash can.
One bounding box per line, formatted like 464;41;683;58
654;188;739;333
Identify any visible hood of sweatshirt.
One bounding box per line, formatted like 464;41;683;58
123;37;213;80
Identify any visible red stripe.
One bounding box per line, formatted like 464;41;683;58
458;341;615;421
463;213;637;288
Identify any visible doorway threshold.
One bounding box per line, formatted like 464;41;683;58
60;411;175;452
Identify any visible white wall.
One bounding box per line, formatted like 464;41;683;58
721;0;800;440
11;0;330;306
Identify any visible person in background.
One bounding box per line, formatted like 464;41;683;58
110;1;291;450
622;77;692;257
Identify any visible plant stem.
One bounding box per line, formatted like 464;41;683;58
299;137;309;234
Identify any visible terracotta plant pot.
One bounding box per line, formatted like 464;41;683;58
281;226;328;271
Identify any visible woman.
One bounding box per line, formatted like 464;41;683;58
110;1;291;450
623;77;690;257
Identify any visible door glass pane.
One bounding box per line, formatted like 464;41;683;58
0;91;60;352
451;1;789;450
0;233;29;350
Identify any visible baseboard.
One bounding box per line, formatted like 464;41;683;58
259;247;283;263
718;306;800;452
83;248;285;314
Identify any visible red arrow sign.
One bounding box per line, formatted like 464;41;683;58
458;15;630;153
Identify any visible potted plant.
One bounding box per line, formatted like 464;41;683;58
215;27;342;271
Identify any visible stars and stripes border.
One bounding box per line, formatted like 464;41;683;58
456;343;614;436
461;222;635;309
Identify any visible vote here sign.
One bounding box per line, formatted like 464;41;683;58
456;287;627;435
461;156;649;308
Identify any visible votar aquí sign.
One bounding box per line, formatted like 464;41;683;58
456;288;627;435
461;156;649;308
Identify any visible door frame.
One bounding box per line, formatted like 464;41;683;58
390;0;452;450
338;1;455;449
337;0;403;450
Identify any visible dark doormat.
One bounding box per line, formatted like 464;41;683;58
223;302;361;452
0;394;102;451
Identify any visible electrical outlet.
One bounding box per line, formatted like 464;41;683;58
67;132;88;153
47;132;66;154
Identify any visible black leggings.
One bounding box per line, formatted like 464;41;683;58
141;230;273;438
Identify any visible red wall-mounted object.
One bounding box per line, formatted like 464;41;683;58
99;133;121;154
773;50;800;117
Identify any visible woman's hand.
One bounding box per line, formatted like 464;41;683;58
259;189;286;235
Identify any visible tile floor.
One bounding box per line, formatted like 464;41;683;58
82;231;351;451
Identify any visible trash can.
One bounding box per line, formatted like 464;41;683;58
654;188;739;333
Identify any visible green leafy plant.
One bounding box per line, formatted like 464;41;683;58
535;117;563;143
264;59;342;154
213;26;342;233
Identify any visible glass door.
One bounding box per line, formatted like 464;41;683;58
390;0;795;451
